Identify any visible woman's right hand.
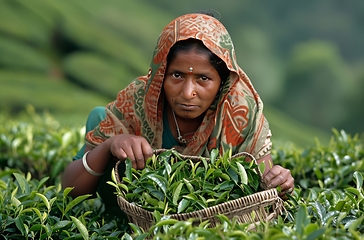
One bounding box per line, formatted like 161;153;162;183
62;134;153;197
107;134;153;170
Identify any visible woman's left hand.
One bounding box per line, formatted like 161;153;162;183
263;165;294;199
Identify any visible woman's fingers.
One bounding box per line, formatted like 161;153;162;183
109;134;152;170
263;165;287;187
121;141;145;170
263;165;294;196
142;142;154;163
114;146;128;161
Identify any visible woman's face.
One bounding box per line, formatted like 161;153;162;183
163;49;222;119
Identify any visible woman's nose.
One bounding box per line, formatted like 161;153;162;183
181;79;197;99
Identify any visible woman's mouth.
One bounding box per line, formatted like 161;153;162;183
178;104;198;110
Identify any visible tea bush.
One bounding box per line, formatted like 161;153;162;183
0;110;363;239
0;106;83;185
273;129;364;191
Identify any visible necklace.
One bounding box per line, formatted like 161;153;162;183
172;110;195;144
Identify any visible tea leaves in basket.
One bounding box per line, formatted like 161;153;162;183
115;149;263;214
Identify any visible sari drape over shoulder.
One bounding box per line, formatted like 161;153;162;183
86;13;272;159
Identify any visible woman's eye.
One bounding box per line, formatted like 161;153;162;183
200;76;209;81
172;72;182;78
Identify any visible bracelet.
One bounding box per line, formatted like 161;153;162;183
82;151;104;176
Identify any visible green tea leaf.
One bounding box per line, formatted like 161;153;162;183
159;149;173;164
313;167;323;180
213;169;223;178
45;223;52;238
143;192;159;206
65;194;92;215
111;167;117;184
173;182;184;205
125;159;132;181
53;220;71;230
36;177;50;191
163;158;172;176
353;171;363;191
177;199;190;213
184;193;198;201
149;189;165;201
215;191;229;205
202;157;209;173
213;180;234;191
122;233;134;240
154;218;179;227
190;160;201;177
221;148;232;168
29;224;42;232
236;162;248;185
71;216;89;240
227;166;239;184
144;173;168;195
348;215;364;232
163;201;170;215
13;173;30;194
334;200;346;211
12;137;22;150
195;167;205;178
129;223;143;236
15;217;27;236
31;207;42;221
296;205;309;236
258;161;266;176
220;173;230;181
210;148;219;164
344;187;361;198
118;183;129;193
61;131;73;149
205;168;216;180
36;193;50;211
63;187;74;198
194;229;214;237
183;178;195;193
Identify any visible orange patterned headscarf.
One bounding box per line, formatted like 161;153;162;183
86;13;271;159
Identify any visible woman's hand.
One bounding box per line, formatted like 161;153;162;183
263;165;294;199
107;134;153;170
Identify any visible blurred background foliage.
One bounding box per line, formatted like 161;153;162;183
0;0;363;147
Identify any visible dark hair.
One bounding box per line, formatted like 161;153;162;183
197;9;221;20
166;38;230;82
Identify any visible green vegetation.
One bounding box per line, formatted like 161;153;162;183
1;1;364;237
1;111;363;239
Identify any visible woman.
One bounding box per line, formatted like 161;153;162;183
62;13;294;209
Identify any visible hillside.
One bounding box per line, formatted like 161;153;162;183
5;0;363;146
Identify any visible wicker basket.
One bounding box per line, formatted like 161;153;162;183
114;150;285;231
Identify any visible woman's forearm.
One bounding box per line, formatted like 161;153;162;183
61;139;112;197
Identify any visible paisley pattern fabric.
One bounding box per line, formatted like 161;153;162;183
86;13;271;159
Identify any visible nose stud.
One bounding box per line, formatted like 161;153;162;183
188;67;193;74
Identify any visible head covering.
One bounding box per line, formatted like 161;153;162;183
86;13;271;159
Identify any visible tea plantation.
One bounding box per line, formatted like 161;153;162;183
0;110;363;239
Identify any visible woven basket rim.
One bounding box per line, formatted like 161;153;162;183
116;187;282;222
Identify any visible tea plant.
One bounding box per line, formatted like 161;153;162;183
0;106;83;185
273;129;364;192
0;170;128;239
